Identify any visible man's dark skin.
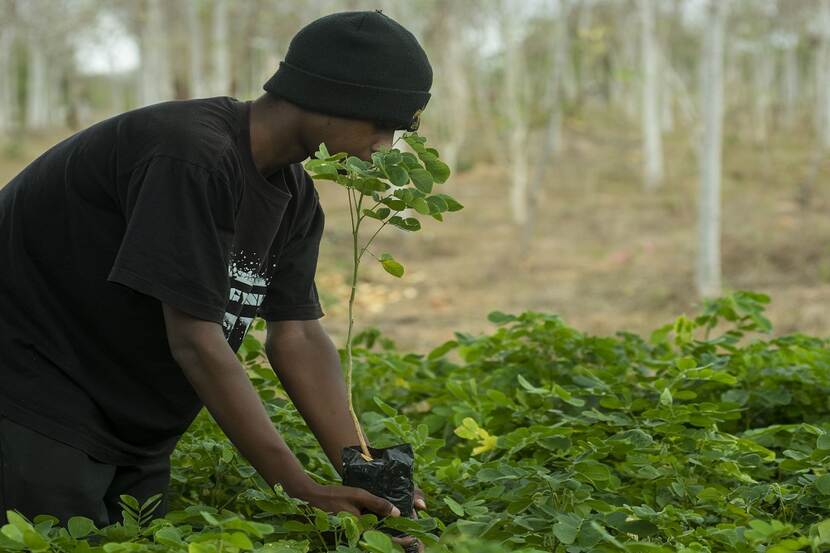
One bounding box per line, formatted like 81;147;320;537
161;93;426;546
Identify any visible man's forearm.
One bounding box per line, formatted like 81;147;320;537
163;307;314;496
266;322;364;474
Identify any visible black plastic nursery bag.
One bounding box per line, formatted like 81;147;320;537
341;443;415;517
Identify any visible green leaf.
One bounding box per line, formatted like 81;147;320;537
341;514;360;546
118;495;140;512
361;530;395;553
346;156;371;173
427;340;458;360
381;197;407;211
413;197;430;215
418;152;451;183
403;134;427;153
487;311;516;324
817;434;830;451
389;216;421;232
426;195;449;214
816;474;830;495
379;253;404;278
67;516;95;539
305;159;338;176
225;531;254;550
315;143;330;160
443;497;465;517
517;374;546;395
313;509;330;532
574;461;612;482
410;169;434;193
373;396;399;416
401;152;421;170
384;150;402;165
363;207;391;220
355;178;389;195
553;514;581;545
386;165;409;186
660;388;673;406
154;526;183;546
435;193;463;211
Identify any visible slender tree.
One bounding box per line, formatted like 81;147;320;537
24;21;49;130
782;38;799;128
428;0;469;173
640;0;663;190
697;0;727;299
501;6;530;225
138;0;174;106
817;0;830;149
211;0;231;96
0;1;17;134
521;0;570;257
188;0;206;98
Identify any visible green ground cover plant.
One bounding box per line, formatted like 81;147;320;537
3;292;830;552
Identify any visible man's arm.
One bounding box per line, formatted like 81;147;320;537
162;303;399;517
266;318;429;520
264;319;364;472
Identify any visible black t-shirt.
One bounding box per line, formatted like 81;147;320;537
0;97;325;464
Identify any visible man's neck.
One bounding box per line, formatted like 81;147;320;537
248;96;311;177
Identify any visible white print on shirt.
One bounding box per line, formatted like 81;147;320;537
222;251;270;348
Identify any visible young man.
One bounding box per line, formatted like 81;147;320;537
0;10;431;528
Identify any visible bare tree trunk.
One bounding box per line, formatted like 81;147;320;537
25;29;49;130
520;0;570;257
502;14;529;225
661;70;674;132
697;0;726;299
622;10;639;120
751;46;773;144
818;0;830;149
139;0;173;106
472;61;503;166
188;0;206;98
782;43;799;128
640;0;663;190
211;0;230;95
436;3;468;172
0;25;16;134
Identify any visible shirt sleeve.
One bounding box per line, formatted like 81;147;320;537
258;191;326;322
107;155;238;323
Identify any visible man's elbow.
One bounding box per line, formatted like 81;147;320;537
162;303;226;367
265;319;327;358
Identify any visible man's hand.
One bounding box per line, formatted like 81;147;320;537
296;482;402;518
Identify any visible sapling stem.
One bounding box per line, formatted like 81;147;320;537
344;186;373;461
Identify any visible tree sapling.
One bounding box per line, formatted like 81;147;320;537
303;133;461;518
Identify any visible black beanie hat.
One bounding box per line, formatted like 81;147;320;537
263;10;433;131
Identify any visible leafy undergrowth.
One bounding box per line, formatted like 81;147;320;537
3;292;830;552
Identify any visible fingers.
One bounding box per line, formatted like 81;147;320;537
414;488;427;510
393;536;424;553
353;487;400;517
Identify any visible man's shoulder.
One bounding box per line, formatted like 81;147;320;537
115;97;244;175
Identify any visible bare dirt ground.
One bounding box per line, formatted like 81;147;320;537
3;114;829;353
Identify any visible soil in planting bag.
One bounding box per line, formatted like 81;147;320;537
342;443;415;516
342;443;419;551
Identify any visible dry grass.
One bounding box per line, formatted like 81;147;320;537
3;113;829;353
